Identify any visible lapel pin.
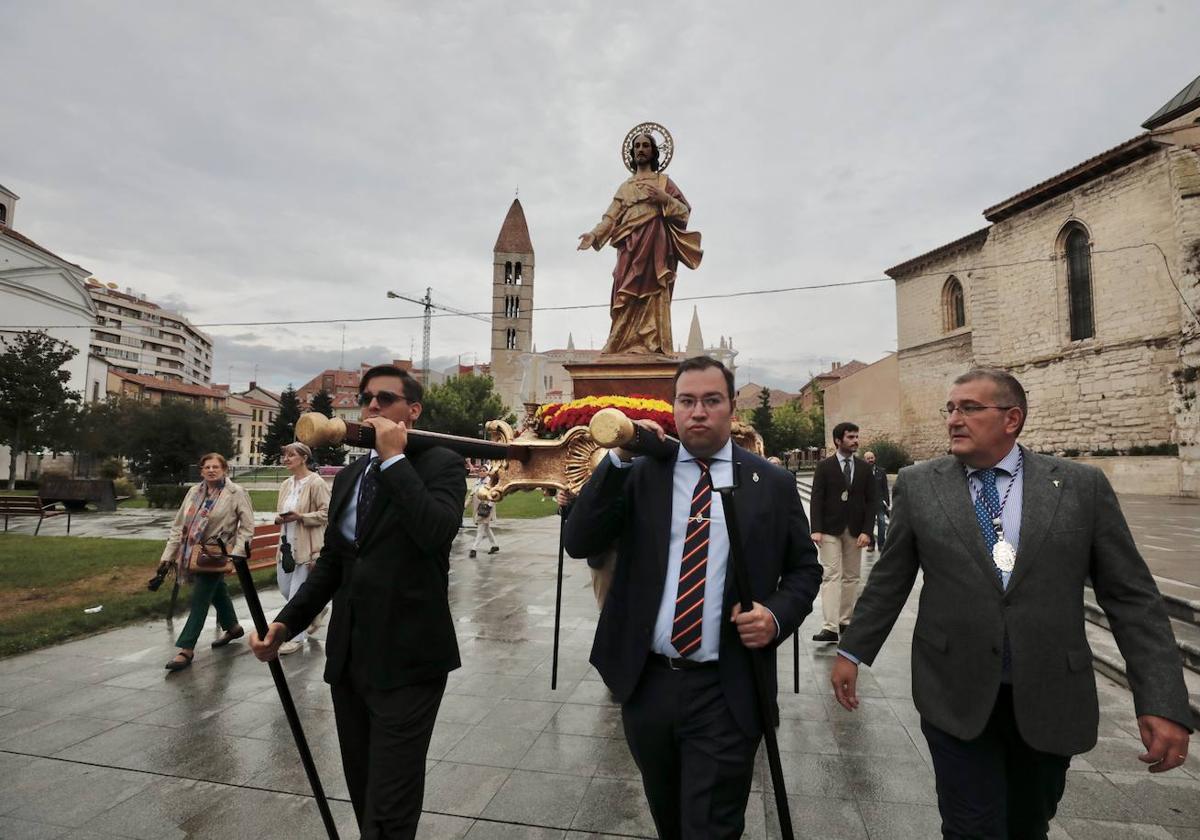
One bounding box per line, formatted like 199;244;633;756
752;471;760;483
1052;479;1061;487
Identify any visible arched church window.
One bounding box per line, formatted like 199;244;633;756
942;276;966;332
505;261;513;284
1064;226;1094;340
506;328;517;350
515;262;523;284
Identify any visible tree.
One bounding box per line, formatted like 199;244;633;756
751;388;775;454
805;383;826;448
0;331;82;489
260;386;301;464
420;375;509;438
771;402;811;454
309;388;346;466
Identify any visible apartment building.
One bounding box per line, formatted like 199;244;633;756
86;280;214;386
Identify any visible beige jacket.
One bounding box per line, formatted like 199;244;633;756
276;472;331;565
160;480;256;574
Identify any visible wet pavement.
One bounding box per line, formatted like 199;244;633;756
2;503;1199;838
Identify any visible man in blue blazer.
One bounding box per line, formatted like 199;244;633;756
565;356;822;839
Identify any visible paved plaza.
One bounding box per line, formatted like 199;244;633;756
1;496;1199;838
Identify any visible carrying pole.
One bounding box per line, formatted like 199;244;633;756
550;510;566;690
229;542;340;840
716;468;795;840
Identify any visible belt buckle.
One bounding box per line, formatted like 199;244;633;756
666;656;682;671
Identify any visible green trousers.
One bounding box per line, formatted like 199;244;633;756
175;572;238;650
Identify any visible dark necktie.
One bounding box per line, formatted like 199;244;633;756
355;456;381;542
671;459;712;659
973;468;1012;673
842;457;852;489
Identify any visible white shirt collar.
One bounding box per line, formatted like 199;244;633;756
678;438;733;464
965;442;1022;476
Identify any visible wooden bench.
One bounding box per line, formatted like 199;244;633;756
39;477;121;512
235;523;283;574
0;495;71;535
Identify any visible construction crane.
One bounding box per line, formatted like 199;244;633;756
385;287;489;383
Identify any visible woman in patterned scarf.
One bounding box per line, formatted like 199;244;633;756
159;453;255;671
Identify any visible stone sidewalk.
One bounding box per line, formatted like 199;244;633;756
1;512;1199;838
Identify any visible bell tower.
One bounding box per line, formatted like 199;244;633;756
489;198;534;412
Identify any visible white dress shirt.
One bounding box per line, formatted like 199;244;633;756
338;450;405;543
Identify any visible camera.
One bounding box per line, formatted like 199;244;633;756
147;564;170;592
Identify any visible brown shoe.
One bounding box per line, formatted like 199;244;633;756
165;650;194;671
211;626;245;649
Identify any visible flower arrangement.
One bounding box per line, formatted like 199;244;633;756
536;394;676;436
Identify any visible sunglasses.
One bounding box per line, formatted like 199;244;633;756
358;389;409;408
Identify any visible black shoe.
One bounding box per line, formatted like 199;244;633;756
469;550;477;558
488;546;500;554
812;629;839;643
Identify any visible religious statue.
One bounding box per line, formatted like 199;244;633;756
578;122;703;355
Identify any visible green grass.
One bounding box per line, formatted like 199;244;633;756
494;488;559;519
0;533;275;659
118;489;278;511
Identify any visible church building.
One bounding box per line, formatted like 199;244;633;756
889;75;1200;496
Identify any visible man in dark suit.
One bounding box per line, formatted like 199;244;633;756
862;450;891;551
832;368;1192;839
250;364;466;840
564;356;822;839
809;421;877;642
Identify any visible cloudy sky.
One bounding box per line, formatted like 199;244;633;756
3;1;1197;393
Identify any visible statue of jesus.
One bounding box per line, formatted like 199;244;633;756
577;123;703;355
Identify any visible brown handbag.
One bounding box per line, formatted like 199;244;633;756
186;540;233;574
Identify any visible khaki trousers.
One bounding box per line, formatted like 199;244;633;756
819;529;862;633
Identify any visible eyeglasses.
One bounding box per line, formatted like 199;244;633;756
939;404;1015;419
674;395;728;410
358;389;409;408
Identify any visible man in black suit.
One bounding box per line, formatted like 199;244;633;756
862;450;890;551
832;368;1191;838
564;356;822;839
250;364;466;840
809;421;877;642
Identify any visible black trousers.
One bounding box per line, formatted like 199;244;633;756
621;660;759;840
921;686;1071;840
331;670;447;840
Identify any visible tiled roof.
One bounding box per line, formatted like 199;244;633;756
983;135;1159;222
494;199;533;254
110;370;227;399
1143;73;1200;130
0;226;88;272
885;227;991;278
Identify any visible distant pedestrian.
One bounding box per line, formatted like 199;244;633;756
159;453;254;671
469;481;498;558
809;422;878;642
274;442;331;654
862;450;890;551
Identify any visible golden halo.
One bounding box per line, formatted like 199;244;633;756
622;122;674;173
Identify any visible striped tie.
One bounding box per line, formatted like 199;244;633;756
672;459;712;659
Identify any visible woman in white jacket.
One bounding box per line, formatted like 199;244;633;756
273;442;331;654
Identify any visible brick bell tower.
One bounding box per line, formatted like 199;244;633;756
489;198;534;412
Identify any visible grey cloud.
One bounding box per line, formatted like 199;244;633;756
4;1;1197;390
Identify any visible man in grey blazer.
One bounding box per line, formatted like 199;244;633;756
830;368;1191;839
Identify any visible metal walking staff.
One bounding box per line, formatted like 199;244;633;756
218;539;340;840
